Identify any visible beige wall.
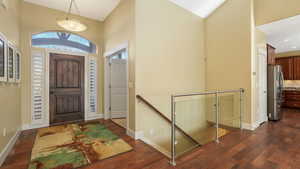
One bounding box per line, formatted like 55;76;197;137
135;0;206;153
206;0;253;124
103;0;136;131
276;50;300;58
20;2;104;126
0;0;21;153
255;0;300;25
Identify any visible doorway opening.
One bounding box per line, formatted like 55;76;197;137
31;31;98;128
256;15;300;123
104;46;129;130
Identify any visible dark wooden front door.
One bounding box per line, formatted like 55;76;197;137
50;53;84;125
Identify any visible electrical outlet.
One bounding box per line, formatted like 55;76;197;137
3;128;6;137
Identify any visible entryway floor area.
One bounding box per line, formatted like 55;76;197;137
111;118;126;129
1;109;300;169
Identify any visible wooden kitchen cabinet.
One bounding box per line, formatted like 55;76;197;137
293;56;300;80
267;44;276;65
275;57;293;80
283;91;300;108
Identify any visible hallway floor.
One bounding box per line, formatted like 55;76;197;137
112;118;127;129
1;109;300;169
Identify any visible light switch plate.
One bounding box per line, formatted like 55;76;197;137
3;128;6;137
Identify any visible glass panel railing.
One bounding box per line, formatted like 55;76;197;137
218;92;242;129
170;89;245;166
136;94;172;157
174;94;215;157
136;89;245;166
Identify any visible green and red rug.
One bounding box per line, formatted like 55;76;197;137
28;122;132;169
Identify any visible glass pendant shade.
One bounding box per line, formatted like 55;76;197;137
57;0;87;32
57;18;87;32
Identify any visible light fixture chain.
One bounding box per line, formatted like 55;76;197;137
73;0;81;16
66;0;74;19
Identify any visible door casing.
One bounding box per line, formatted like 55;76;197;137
104;43;129;130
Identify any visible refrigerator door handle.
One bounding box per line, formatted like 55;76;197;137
279;72;284;88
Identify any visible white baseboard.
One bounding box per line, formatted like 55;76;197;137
85;113;104;121
252;122;261;130
140;137;171;158
104;112;110;120
104;112;126;120
126;128;144;140
22;123;49;130
111;112;126;119
242;122;258;131
0;129;21;166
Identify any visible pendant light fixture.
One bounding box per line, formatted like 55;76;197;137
57;0;87;32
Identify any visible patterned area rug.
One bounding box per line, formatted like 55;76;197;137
28;122;132;169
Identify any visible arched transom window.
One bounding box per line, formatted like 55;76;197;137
32;31;96;53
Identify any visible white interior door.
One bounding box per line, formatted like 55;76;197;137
257;48;268;124
110;58;127;118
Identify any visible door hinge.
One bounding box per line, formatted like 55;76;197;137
109;84;112;88
109;62;112;66
109;107;111;111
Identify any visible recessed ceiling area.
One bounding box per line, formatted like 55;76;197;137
168;0;226;18
24;0;121;21
258;15;300;54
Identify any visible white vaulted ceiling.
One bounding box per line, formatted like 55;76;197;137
24;0;227;21
258;15;300;53
168;0;226;18
24;0;121;21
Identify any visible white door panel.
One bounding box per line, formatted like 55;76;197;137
111;95;127;112
110;58;127;117
257;47;268;125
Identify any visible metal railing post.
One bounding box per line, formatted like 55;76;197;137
167;88;245;165
170;95;176;166
215;92;220;143
240;88;244;130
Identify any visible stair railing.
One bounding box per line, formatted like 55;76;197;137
170;89;245;166
136;95;200;146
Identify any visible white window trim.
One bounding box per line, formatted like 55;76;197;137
15;50;21;83
7;41;16;83
0;32;7;82
31;48;46;125
86;56;99;120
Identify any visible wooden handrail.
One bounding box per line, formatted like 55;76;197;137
136;95;200;146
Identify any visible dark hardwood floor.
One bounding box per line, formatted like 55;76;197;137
1;109;300;169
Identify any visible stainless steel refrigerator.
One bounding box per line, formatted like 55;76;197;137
267;65;284;121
